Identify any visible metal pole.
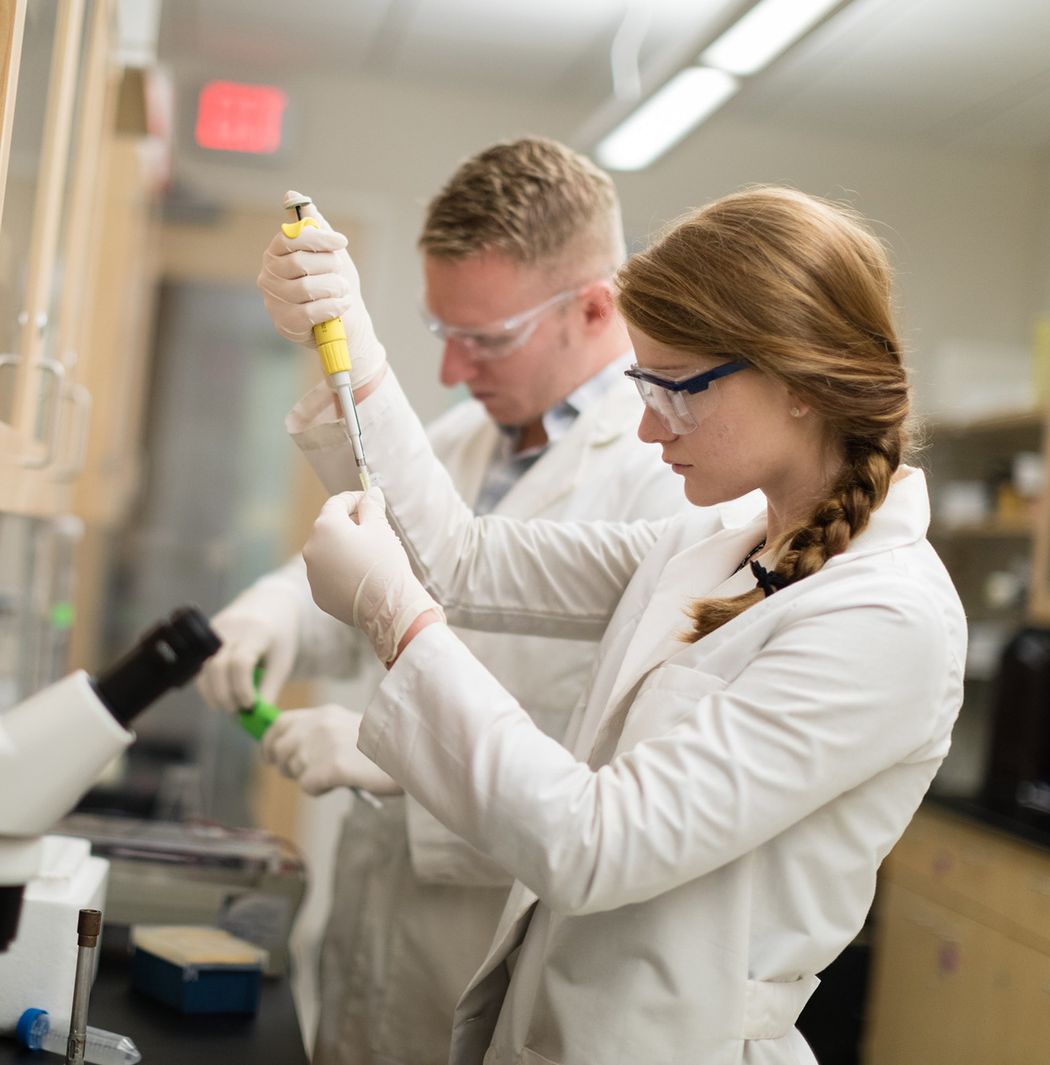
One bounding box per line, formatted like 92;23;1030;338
65;907;101;1065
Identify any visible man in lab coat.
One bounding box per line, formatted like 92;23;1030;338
198;137;687;1065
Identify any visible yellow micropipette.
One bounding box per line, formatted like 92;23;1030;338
281;191;372;491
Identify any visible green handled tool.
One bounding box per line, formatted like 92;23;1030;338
239;669;382;809
237;668;282;741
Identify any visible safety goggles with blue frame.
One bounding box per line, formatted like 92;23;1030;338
624;359;750;434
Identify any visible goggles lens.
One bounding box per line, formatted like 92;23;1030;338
631;378;699;434
625;359;749;435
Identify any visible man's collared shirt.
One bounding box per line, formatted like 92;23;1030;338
474;351;633;515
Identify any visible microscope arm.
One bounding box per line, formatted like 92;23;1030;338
0;606;220;952
0;671;134;886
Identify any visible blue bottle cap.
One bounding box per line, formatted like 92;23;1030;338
16;1008;48;1049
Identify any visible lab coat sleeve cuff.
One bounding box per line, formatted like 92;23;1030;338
357;621;445;770
285;372;407;495
285;381;365;495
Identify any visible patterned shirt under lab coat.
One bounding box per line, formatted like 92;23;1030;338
289;370;967;1065
264;366;689;1065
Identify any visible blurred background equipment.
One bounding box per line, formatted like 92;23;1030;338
55;814;305;977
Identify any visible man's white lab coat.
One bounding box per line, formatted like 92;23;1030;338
291;371;967;1065
284;373;687;1065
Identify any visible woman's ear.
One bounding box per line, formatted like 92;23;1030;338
786;393;810;418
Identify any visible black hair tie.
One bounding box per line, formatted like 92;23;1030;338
750;558;790;597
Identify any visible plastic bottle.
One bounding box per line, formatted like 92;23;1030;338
16;1008;141;1065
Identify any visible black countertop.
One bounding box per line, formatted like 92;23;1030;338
1;954;307;1065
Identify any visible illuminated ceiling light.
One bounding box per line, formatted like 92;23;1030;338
595;67;738;171
700;0;843;76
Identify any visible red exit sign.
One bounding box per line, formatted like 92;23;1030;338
195;81;288;154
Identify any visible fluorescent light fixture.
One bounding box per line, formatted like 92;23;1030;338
595;67;738;171
700;0;843;76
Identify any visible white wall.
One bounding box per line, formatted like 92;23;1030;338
169;69;559;422
613;115;1044;418
170;67;1046;422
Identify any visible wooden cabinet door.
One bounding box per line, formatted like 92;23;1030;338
0;0;117;517
865;879;1001;1064
868;811;1050;1065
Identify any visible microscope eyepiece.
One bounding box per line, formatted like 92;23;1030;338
91;606;221;727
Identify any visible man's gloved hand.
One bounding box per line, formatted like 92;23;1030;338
260;703;402;798
257;193;387;389
197;584;299;713
304;487;445;665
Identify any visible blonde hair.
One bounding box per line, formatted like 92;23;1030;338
617;186;911;641
419;137;625;278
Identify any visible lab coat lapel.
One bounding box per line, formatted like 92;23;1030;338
579;517;766;766
455;416;500;511
495;378;637;519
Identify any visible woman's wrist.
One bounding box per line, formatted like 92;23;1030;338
387;608;442;668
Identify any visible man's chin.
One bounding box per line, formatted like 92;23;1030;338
478;397;516;423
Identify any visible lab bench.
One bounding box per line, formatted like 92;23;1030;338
0;954;307;1065
862;795;1050;1064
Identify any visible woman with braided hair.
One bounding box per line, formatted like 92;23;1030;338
262;185;965;1065
617;186;914;642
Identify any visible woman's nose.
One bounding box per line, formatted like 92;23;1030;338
637;404;673;444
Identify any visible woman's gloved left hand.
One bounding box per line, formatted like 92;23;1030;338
261;703;402;797
303;487;445;664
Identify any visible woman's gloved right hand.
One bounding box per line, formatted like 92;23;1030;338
256;192;387;390
196;582;300;713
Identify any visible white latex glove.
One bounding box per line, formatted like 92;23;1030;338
197;583;299;713
261;703;402;798
256;192;387;389
304;487;445;664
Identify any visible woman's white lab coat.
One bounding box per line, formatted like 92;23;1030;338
291;371;966;1065
284;375;689;1065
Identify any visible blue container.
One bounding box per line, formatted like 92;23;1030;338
130;942;263;1014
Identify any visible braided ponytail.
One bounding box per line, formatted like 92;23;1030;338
616;186;912;642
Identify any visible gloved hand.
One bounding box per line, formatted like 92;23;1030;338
257;192;387;389
261;703;402;798
304;487;445;664
197;582;300;713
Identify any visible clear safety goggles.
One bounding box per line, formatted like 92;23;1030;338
624;359;749;434
419;285;583;360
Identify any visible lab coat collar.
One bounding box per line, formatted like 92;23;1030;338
493;374;644;519
715;489;767;529
561;349;634;420
585;368;647;447
826;464;930;565
592;515;768;729
587;465;931;750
